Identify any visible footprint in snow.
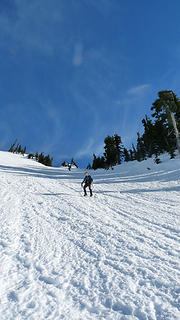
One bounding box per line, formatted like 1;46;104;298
7;291;19;302
0;241;7;248
27;301;36;309
104;297;112;309
39;275;59;286
15;254;31;269
112;302;132;315
35;265;43;273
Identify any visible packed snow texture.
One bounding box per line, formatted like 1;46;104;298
0;151;179;320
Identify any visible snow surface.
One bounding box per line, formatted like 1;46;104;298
0;151;179;320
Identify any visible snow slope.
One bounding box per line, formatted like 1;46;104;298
0;151;179;320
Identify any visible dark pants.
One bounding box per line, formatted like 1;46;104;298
84;183;92;196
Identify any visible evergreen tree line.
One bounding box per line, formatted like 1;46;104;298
61;158;78;169
134;90;180;163
87;133;124;170
88;90;180;170
9;139;26;155
28;152;53;167
8;140;53;167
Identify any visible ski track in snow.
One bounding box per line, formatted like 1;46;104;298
0;152;179;320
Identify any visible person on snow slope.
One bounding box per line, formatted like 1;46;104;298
81;172;93;197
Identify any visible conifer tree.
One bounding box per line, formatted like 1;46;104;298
92;154;106;170
141;116;155;157
71;158;78;168
35;152;39;161
113;133;123;164
38;152;44;164
9;139;18;153
123;147;130;162
17;145;22;154
14;143;19;153
21;146;26;155
151;90;180;157
86;163;92;170
100;156;106;169
92;154;98;170
129;148;135;161
132;144;137;160
104;135;117;168
136;132;146;161
44;155;53;167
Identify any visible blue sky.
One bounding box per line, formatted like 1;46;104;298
0;0;180;167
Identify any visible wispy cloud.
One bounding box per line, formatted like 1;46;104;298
114;83;153;139
82;0;113;15
72;43;84;67
75;138;95;158
127;84;150;96
75;138;104;159
0;0;64;55
115;84;151;111
38;100;64;152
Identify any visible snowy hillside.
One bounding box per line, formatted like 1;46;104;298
0;151;179;320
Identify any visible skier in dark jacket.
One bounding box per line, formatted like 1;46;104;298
81;172;93;196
